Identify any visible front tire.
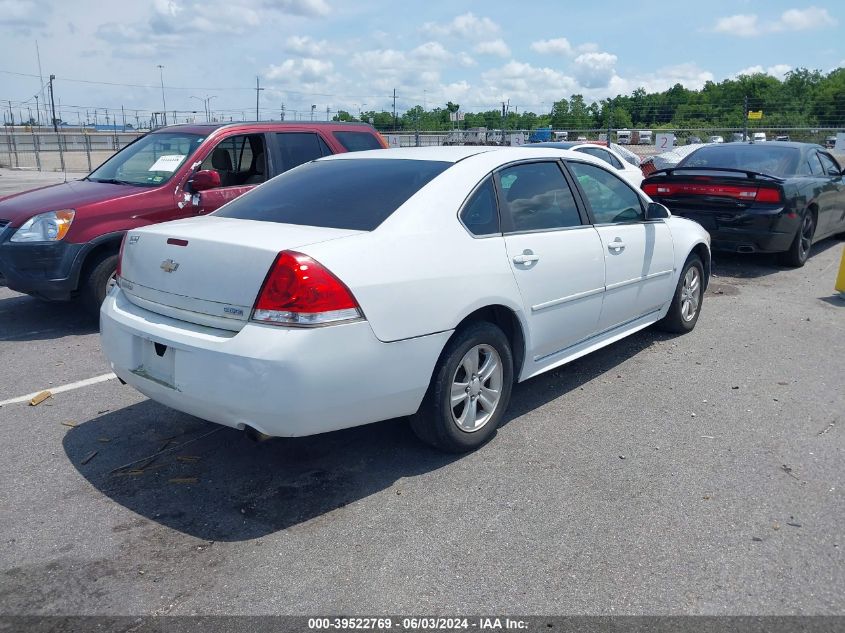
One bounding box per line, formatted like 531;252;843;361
657;254;703;333
779;211;815;267
410;322;514;452
81;253;118;316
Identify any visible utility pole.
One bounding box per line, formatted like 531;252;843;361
255;76;264;121
393;89;397;130
34;95;40;127
48;74;58;132
326;105;330;121
743;95;749;143
310;104;316;121
36;40;48;129
121;105;126;132
280;103;285;121
157;65;167;125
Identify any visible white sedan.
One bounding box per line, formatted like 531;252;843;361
101;146;710;452
530;141;645;187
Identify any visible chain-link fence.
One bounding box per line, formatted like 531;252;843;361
0;130;142;172
2;127;840;172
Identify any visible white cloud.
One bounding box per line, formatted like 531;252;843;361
734;64;792;79
421;12;500;39
265;57;334;83
713;6;836;36
713;13;759;36
284;35;336;56
607;63;715;97
412;41;451;62
573;52;618;88
530;37;573;56
474;39;510;57
778;6;837;30
263;0;330;17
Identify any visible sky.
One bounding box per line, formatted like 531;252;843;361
1;0;843;125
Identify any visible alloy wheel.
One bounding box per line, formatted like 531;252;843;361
680;266;701;322
450;344;504;432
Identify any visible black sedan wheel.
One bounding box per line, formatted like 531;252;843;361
780;211;815;268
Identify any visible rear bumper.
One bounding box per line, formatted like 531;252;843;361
667;206;799;254
100;288;451;437
0;228;85;300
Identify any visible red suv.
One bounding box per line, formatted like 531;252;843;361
0;121;386;312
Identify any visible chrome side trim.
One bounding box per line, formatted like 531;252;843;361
605;269;673;292
531;286;605;312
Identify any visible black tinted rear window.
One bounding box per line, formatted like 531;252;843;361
213;159;451;230
678;145;800;177
333;131;384;152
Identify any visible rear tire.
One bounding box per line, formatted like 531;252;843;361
656;254;703;334
81;253;118;316
410;322;514;453
779;211;815;267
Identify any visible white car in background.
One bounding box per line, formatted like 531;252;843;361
529;141;645;188
101;146;710;452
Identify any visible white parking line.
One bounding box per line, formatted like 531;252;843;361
0;373;118;407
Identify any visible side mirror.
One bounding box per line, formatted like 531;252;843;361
646;202;670;219
189;169;221;192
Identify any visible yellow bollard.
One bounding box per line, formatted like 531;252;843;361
836;245;845;298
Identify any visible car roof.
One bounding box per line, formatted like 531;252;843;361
152;121;379;135
696;140;820;151
316;144;595;165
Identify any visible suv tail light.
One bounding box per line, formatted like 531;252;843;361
642;181;783;203
252;251;362;326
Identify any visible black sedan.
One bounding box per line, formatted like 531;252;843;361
642;142;845;266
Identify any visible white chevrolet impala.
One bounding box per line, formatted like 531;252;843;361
100;146;710;452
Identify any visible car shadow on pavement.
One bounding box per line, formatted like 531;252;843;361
0;291;97;341
63;324;676;543
711;237;842;280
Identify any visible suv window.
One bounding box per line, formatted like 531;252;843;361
497;162;582;233
568;161;644;224
214;159;451;231
576;146;623;169
460;177;499;236
333;131;383;152
276;132;331;172
200;134;266;187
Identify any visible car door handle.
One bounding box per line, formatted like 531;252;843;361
608;239;626;252
513;251;540;264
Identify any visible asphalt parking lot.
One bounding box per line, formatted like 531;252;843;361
0;168;843;616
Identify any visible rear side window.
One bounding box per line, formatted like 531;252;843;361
333;131;383;152
214;159;451;231
276;132;330;172
497;162;582;232
460;178;499;236
818;152;840;176
576;146;623;169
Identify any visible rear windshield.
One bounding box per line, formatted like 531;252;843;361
213;158;451;230
332;131;384;152
678;145;800;177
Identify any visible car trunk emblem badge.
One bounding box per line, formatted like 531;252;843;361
160;259;180;273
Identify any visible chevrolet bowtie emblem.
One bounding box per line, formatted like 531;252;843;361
160;259;180;273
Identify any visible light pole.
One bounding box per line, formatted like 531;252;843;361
157;65;167;126
34;95;40;127
48;74;58;132
190;95;216;121
310;104;316;121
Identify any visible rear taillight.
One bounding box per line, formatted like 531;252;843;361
251;250;362;326
115;234;127;280
642;181;783;203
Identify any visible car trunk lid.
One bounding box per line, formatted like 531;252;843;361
119;216;362;330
